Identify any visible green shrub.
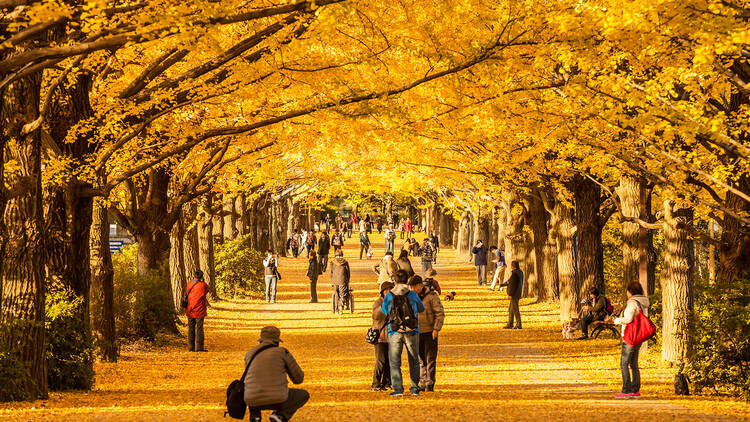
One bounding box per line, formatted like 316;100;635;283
687;278;750;401
0;320;34;401
215;235;264;297
97;244;177;341
45;290;94;391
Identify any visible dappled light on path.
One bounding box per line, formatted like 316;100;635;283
1;234;746;421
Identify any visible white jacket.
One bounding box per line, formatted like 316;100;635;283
613;295;649;337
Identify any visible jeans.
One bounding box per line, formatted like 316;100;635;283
418;332;438;389
372;343;391;389
476;265;487;285
386;239;394;253
421;261;433;277
621;342;641;393
248;388;309;422
489;266;506;290
187;317;204;351
581;313;602;337
318;254;329;273
360;244;369;259
507;297;521;328
388;331;420;394
264;275;277;302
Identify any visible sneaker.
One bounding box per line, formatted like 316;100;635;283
389;392;403;397
614;392;630;399
502;325;513;329
514;326;522;330
628;392;641;398
410;388;420;396
426;386;434;392
269;414;286;422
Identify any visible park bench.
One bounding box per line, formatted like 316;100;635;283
589;304;624;339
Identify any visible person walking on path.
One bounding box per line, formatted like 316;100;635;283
306;250;320;303
396;249;415;278
373;251;398;287
577;287;609;340
500;260;523;329
430;232;439;263
418;237;435;277
330;250;351;314
376;215;383;233
263;250;280;303
410;275;444;392
244;326;308;422
371;281;394;391
359;218;366;234
613;281;650;399
305;230;316;259
359;231;371;259
405;218;414;240
381;270;425;397
317;231;331;273
488;246;507;291
423;268;443;295
186;270;209;352
331;229;344;252
287;229;301;258
300;229;308;257
384;225;396;253
325;214;331;231
472;240;488;285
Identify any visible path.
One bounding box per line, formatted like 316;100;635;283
1;233;747;421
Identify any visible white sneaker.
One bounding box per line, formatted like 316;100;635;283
269;413;285;422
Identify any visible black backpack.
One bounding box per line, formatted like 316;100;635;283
225;344;277;419
388;294;418;333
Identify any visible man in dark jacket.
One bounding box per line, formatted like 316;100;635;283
501;260;523;329
359;231;370;259
330;250;351;313
317;231;331;272
578;287;608;340
471;240;488;285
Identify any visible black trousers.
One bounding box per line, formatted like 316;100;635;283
248;388;310;421
418;332;438;388
291;247;299;258
187;317;204;351
508;297;522;328
309;278;318;302
372;342;391;389
318;254;329;272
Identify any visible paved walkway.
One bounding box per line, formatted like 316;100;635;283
1;233;747;421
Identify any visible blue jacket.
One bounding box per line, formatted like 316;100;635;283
381;284;425;335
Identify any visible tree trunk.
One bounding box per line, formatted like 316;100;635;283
573;176;605;294
457;211;472;259
526;192;557;300
718;175;750;284
617;176;649;302
223;195;236;241
169;213;186;312
198;197;218;300
661;202;695;364
0;71;48;400
90;202;117;362
234;194;246;237
182;201;200;280
552;197;579;321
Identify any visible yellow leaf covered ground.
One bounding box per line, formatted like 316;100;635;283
1;233;747;421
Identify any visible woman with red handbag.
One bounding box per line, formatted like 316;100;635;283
613;281;653;399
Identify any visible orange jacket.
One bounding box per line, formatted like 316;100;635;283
186;279;208;318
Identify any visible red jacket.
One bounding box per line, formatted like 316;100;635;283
186;279;208;318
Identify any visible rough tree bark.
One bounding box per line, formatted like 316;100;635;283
661;202;694;364
548;191;579;321
573;176;606;294
0;71;47;400
457;211;472;259
182;201;200;280
169;211;186;313
234;194;246;237
198;196;218;300
223;195;236;241
90;201;117;362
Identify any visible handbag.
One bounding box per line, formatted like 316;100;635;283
623;302;656;347
180;281;199;309
225;344;277;419
366;321;388;345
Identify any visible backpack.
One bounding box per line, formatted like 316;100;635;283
387;231;396;241
225;344;277;419
388;294;418;333
605;297;614;314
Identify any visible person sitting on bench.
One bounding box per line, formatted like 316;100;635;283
577;287;609;340
245;326;309;422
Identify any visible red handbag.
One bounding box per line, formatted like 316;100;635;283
623;302;656;347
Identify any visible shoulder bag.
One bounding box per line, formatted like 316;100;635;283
623;302;656;347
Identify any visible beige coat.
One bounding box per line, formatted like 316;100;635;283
371;297;389;343
243;341;304;406
373;256;398;286
418;291;445;333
